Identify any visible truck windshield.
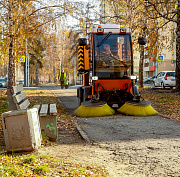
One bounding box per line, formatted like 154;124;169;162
93;34;133;79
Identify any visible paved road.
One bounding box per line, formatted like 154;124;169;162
53;88;180;176
53;88;80;115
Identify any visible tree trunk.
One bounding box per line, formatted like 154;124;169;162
176;1;180;91
49;73;51;83
8;4;15;89
36;60;39;86
8;34;15;89
139;45;144;88
138;2;147;88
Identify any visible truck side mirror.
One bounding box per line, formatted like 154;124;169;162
138;37;146;45
79;38;87;46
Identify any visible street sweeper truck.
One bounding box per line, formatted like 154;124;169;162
74;24;158;117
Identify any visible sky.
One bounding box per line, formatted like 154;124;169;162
66;0;100;29
42;0;100;35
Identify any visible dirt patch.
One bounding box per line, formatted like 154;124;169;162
37;129;118;176
36;125;119;176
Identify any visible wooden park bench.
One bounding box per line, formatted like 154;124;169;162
8;84;58;142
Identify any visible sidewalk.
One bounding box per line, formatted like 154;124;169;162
23;84;81;90
53;88;180;176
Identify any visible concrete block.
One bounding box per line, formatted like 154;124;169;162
1;108;41;152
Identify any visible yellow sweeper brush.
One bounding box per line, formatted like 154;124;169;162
117;100;158;116
74;101;115;118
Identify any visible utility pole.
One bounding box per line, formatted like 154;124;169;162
103;0;105;23
62;31;65;71
25;38;28;87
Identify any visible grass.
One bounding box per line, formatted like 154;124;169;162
139;87;180;121
0;153;108;176
0;90;8;114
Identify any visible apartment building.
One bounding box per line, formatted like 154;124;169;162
144;23;175;78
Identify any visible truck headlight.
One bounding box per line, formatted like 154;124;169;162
92;76;98;80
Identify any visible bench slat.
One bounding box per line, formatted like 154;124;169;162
14;92;27;104
18;99;30;110
12;84;23;95
50;104;57;115
33;105;41;112
40;104;48;116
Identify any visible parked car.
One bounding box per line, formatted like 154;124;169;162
135;77;147;85
0;78;7;88
19;79;24;85
153;71;176;88
144;76;156;84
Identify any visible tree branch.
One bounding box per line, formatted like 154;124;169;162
146;0;177;23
